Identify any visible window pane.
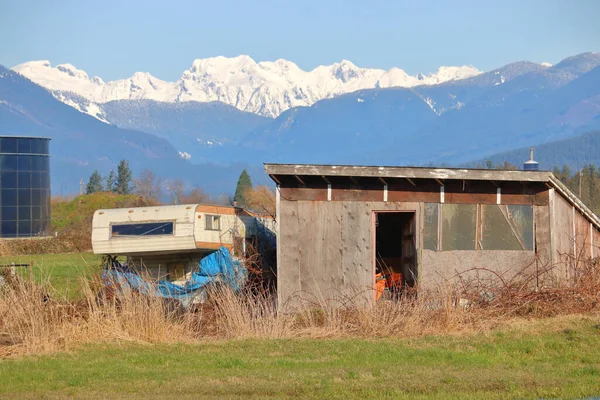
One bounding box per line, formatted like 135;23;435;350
31;172;41;188
32;206;41;220
31;219;41;235
1;220;17;237
17;138;31;153
18;155;31;171
205;215;221;230
0;138;18;153
1;155;18;171
442;204;476;250
18;171;31;187
18;189;31;206
424;203;439;250
481;205;534;250
2;206;17;220
111;221;174;237
30;156;42;171
18;206;31;220
1;189;17;206
41;172;50;188
18;220;31;237
1;171;17;188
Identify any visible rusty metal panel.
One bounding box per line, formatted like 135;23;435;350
331;188;382;202
279;187;328;201
387;190;439;203
533;190;550;206
445;192;498;204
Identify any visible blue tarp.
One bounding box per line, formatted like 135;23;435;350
102;246;246;303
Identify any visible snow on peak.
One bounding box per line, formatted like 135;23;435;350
12;56;482;118
540;62;552;68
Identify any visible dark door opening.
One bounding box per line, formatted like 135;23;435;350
374;212;417;299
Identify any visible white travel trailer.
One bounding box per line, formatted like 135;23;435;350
92;204;275;283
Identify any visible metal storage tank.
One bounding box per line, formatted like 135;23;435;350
0;136;51;238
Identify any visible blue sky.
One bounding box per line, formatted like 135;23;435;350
1;0;599;81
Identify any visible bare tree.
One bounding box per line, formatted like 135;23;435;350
180;187;208;204
167;178;186;205
134;169;163;203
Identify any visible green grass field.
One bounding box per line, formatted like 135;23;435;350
0;252;101;299
1;315;599;399
1;251;600;398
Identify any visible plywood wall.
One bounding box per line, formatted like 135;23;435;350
277;200;419;309
551;192;600;281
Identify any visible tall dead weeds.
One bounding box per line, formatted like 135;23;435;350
1;256;599;357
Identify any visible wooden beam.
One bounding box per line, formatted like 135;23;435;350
321;175;331;185
270;174;281;184
406;177;416;186
294;175;306;186
435;178;444;187
349;176;360;186
378;177;387;185
264;163;552;183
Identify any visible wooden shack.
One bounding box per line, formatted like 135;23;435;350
265;164;600;307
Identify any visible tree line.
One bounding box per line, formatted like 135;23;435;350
553;165;600;215
86;160;132;195
480;161;600;214
85;164;274;214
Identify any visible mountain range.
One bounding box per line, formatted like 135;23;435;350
3;52;600;196
0;65;259;195
13;57;480;118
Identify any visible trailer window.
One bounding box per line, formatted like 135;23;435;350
111;221;174;237
205;215;221;231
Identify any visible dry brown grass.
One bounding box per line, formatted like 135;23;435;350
1;256;600;357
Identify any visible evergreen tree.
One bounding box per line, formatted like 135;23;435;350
233;169;253;207
115;160;133;195
85;170;103;194
105;170;116;192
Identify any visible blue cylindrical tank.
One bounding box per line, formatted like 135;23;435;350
0;136;51;238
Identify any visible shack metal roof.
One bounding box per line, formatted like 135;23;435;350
264;163;600;230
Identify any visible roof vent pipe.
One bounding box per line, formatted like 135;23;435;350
523;147;539;171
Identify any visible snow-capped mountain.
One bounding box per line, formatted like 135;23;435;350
12;57;481;118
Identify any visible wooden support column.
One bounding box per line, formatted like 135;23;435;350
591;222;595;259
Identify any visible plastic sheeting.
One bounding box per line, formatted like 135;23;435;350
102;246;246;304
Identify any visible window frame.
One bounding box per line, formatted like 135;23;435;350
205;214;221;231
110;220;175;238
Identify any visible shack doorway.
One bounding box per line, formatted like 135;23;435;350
374;212;417;299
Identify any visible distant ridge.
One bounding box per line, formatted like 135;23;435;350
12;57;480;118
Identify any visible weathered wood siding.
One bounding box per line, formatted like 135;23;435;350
553;194;575;281
593;224;600;259
278;200;418;309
